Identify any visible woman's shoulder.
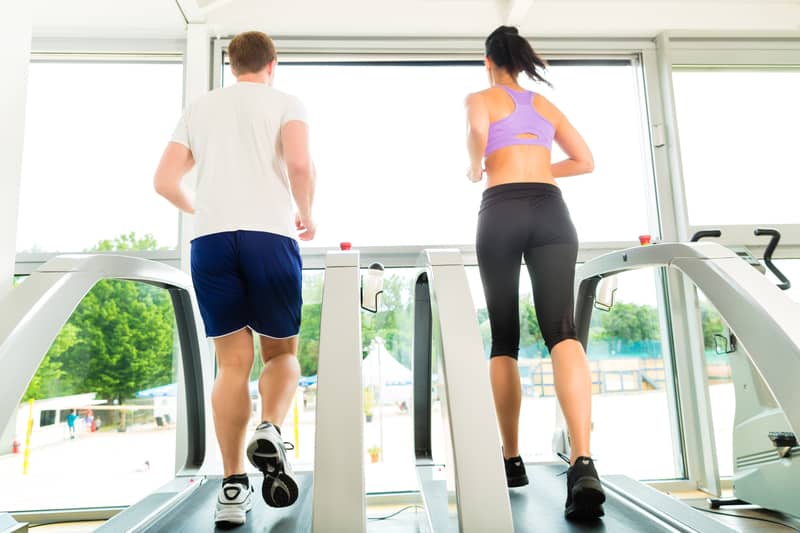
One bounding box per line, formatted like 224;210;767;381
531;92;555;109
531;93;563;125
464;87;505;107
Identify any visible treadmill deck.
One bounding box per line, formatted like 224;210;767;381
141;473;314;533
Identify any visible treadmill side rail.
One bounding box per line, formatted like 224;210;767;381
311;251;366;533
417;249;514;533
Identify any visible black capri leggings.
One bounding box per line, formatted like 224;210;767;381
476;182;579;358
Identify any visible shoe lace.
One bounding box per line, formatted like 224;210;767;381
555;453;599;477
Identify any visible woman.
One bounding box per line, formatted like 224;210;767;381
465;25;604;521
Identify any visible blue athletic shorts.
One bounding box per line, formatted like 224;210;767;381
190;230;302;339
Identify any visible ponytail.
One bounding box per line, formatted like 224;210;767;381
485;26;551;87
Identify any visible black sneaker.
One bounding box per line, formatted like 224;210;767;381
246;422;299;508
565;456;605;521
504;455;529;487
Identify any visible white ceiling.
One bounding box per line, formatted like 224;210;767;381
31;0;185;39
29;0;800;40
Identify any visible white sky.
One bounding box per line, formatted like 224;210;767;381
17;62;183;252
224;62;652;247
673;70;800;225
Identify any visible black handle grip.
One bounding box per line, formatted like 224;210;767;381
690;230;722;242
754;228;791;291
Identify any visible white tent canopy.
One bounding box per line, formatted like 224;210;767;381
362;337;412;387
362;337;412;406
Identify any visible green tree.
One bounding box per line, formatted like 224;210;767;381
297;302;322;376
361;274;412;368
21;233;176;429
22;323;78;401
293;272;413;377
593;302;660;355
701;302;725;349
520;298;544;357
94;232;160;252
61;279;174;408
477;297;545;358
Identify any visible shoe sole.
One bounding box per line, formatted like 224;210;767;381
215;518;244;530
247;437;299;508
507;475;529;488
215;505;249;528
565;477;605;521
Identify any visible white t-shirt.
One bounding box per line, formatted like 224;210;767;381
170;82;308;240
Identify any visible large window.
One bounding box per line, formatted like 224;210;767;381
0;280;180;511
697;292;735;477
468;266;680;479
221;59;653;246
16;61;184;253
672;68;800;226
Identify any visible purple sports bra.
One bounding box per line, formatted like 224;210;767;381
484;85;555;157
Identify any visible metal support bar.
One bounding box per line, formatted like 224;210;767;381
311;251;366;533
413;249;513;533
413;272;434;461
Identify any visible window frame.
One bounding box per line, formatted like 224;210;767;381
15;35;800;498
14;48;185;271
654;34;800;493
668;37;800;255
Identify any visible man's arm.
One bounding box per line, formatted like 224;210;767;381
153;142;195;213
282;120;316;241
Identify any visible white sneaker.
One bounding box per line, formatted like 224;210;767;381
214;480;254;528
246;422;299;507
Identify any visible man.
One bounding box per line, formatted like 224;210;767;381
154;31;316;528
66;409;78;439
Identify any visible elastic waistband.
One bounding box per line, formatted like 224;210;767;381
482;182;561;202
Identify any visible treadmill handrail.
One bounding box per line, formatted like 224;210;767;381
574;242;800;438
413;249;514;533
0;254;212;473
311;251;367;533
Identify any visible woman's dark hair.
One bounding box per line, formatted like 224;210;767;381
485;26;551;86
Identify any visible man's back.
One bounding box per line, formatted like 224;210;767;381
154;31;315;528
172;82;307;240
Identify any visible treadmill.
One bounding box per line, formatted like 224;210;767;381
0;251;367;532
411;248;739;532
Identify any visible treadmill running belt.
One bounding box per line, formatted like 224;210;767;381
141;473;313;533
509;464;694;532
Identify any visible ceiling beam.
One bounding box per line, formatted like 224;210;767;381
502;0;535;27
175;0;237;24
175;0;206;24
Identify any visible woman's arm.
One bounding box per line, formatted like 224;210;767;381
549;101;594;178
465;93;489;182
